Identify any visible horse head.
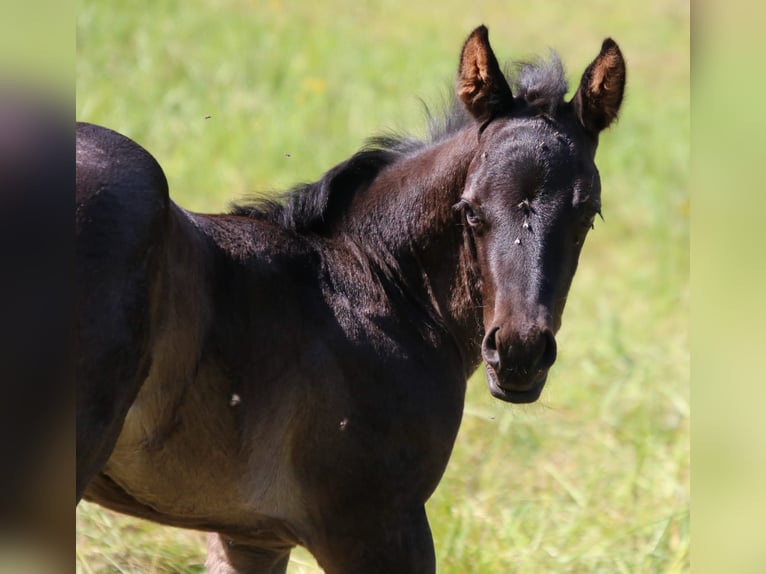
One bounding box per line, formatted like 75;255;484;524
454;26;625;403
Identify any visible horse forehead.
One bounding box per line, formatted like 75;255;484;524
489;117;578;160
474;121;581;193
471;119;594;209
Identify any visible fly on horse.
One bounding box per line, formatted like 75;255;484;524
76;26;625;573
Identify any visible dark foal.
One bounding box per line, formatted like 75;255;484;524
76;26;625;573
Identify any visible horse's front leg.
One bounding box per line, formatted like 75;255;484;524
309;506;436;574
205;533;292;574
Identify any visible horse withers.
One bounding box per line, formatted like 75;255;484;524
76;26;625;574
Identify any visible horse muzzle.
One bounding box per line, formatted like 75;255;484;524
481;325;557;404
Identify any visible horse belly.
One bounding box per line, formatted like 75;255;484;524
99;361;303;527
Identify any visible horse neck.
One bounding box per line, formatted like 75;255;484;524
343;127;484;371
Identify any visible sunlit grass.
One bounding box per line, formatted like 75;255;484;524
76;0;688;571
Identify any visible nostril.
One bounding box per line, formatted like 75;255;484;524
482;326;501;369
538;330;557;370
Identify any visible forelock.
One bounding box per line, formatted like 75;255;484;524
510;51;568;115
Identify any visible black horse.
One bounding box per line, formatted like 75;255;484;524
76;26;625;573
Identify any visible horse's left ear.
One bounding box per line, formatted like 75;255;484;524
457;25;514;122
572;38;626;134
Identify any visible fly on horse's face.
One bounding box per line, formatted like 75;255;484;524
454;26;625;403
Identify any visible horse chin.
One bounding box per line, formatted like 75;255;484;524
484;364;546;404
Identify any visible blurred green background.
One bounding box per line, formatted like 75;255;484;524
76;0;689;572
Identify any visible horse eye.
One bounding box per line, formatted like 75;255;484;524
453;200;482;228
463;204;481;227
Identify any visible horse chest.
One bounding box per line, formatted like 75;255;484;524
290;333;467;504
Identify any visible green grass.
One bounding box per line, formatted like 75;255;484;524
76;0;689;572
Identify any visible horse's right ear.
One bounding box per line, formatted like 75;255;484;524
571;38;626;134
457;26;514;122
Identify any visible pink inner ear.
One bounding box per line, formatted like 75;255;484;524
458;55;487;105
575;39;625;133
589;50;624;97
457;26;514;120
592;48;625;126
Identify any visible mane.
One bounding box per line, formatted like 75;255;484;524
230;52;567;234
230;147;403;234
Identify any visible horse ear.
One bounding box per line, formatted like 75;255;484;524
457;25;514;122
572;38;626;134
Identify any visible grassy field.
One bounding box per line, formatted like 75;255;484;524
76;0;689;572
